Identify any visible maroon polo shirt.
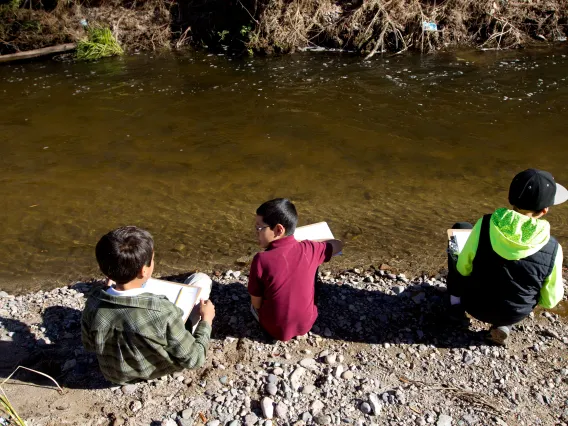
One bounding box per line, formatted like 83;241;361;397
248;235;333;341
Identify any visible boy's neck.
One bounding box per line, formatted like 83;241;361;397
114;277;147;291
512;207;545;219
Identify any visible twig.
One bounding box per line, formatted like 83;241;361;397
399;376;505;414
1;366;64;394
237;0;260;25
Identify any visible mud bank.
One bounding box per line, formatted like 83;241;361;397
0;267;567;425
1;0;567;56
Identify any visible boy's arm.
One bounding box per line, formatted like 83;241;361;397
325;239;344;257
251;296;262;310
539;244;565;309
456;218;483;277
248;254;264;308
165;306;211;370
81;314;96;352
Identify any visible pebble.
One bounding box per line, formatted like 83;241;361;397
181;409;193;419
244;413;258;426
392;285;405;295
302;385;316;394
324;354;337;365
121;384;137;395
261;397;274;419
341;370;354;380
436;414;452;426
129;400;142;412
266;383;277;396
299;358;316;368
311;400;325;415
62;359;77;371
314;415;331;425
275;401;288;419
290;367;306;391
360;402;372;414
0;291;8;298
219;376;228;385
267;374;278;384
273;367;284;376
412;292;426;304
207;421;220;426
369;393;381;415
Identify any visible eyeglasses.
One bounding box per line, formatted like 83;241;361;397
255;225;270;232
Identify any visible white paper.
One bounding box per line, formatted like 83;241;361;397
453;230;472;253
294;222;334;241
143;278;201;320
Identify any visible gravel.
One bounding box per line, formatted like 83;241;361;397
0;269;566;426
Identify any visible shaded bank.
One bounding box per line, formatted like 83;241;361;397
1;0;567;56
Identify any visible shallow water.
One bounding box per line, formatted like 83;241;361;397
1;48;568;293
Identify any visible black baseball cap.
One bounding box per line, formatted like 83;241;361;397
509;169;568;211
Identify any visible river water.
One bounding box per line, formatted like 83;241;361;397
1;48;568;294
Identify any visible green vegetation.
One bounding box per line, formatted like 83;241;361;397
0;394;26;426
76;26;123;61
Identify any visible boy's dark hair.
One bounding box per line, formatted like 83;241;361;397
256;198;298;236
95;226;154;285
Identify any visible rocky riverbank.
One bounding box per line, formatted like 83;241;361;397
0;267;567;426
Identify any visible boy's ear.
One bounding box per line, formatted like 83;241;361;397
274;223;286;237
138;265;149;279
541;207;549;216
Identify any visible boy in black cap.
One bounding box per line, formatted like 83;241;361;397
447;169;567;345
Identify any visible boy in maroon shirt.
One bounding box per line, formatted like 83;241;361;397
248;198;343;341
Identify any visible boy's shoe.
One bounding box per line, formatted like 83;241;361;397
486;326;510;346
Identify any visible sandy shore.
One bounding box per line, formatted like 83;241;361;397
0;267;567;426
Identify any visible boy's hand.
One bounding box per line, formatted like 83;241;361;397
200;300;216;323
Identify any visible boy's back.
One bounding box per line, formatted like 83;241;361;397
248;236;332;341
82;287;211;384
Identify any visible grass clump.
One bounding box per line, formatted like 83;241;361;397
76;26;123;60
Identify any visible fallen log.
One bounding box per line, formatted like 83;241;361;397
0;43;77;64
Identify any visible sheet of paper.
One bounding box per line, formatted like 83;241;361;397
448;229;472;254
294;222;334;241
175;286;202;320
143;278;201;320
143;278;181;302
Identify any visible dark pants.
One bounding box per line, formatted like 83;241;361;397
447;222;473;298
447;222;517;329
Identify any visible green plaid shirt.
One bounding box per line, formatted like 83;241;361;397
81;287;211;385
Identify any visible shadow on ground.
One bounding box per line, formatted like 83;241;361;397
209;277;487;348
1;274;485;391
0;288;110;390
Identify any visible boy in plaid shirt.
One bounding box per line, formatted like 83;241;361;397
82;226;215;384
